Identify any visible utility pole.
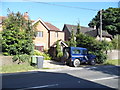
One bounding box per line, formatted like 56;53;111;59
100;9;102;41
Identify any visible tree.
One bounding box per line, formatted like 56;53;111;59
66;27;76;47
77;23;81;34
2;12;34;56
56;40;63;60
88;7;120;36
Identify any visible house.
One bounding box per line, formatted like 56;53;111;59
0;12;64;52
0;16;6;31
32;18;64;51
85;29;113;41
63;24;112;41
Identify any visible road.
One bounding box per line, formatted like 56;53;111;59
2;65;120;89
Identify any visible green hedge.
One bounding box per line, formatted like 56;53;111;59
33;50;51;60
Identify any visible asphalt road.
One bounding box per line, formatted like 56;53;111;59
2;65;120;89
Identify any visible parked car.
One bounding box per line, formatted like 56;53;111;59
63;47;96;67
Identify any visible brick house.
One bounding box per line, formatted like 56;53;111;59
63;24;112;41
32;18;64;51
0;16;6;31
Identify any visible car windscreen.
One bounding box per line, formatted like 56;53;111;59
72;49;88;54
82;50;88;54
72;49;81;54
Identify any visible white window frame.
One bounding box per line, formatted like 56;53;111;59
36;31;43;37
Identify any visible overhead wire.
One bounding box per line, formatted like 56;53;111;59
23;0;99;11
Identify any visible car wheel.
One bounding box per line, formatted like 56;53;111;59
73;59;80;67
89;59;96;65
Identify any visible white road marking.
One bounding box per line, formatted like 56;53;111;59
90;76;119;81
70;68;83;70
17;84;59;90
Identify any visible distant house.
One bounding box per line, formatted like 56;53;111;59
63;24;112;41
0;16;6;31
0;12;64;52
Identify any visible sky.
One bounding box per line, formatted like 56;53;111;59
0;1;119;30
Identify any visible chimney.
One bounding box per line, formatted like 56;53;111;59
24;12;29;20
94;26;96;30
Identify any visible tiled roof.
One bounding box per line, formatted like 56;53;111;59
85;29;113;38
64;24;94;33
0;16;6;24
63;24;112;38
44;22;60;31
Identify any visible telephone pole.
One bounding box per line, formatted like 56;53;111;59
100;9;102;41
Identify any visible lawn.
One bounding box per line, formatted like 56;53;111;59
0;63;38;73
104;59;120;66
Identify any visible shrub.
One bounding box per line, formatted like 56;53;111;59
12;54;30;64
56;40;63;58
91;51;107;63
111;35;120;50
33;50;51;60
12;55;19;62
76;33;108;64
19;54;30;62
3;52;9;56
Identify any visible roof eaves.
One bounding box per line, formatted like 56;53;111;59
32;18;50;30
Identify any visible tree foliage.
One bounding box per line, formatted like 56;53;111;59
111;35;120;50
56;40;63;58
88;7;120;36
76;33;112;63
2;12;34;56
66;28;76;47
77;23;81;34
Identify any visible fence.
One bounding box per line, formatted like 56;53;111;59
0;56;19;66
107;50;120;60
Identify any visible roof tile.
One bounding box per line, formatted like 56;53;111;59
45;22;60;31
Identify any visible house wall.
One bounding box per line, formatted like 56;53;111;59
96;36;111;42
33;21;49;50
63;26;71;41
107;50;120;60
0;25;2;32
49;31;64;47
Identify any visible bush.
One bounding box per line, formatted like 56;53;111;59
76;33;108;64
19;54;30;62
56;40;63;58
12;54;30;64
3;52;9;56
111;35;120;50
33;50;51;60
12;55;19;62
91;51;107;63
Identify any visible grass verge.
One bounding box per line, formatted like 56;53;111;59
104;59;120;66
0;63;38;73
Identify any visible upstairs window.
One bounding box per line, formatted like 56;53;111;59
55;32;58;37
36;31;43;37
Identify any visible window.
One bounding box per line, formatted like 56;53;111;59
36;31;43;37
72;49;81;54
82;50;88;54
35;46;44;52
55;32;58;37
